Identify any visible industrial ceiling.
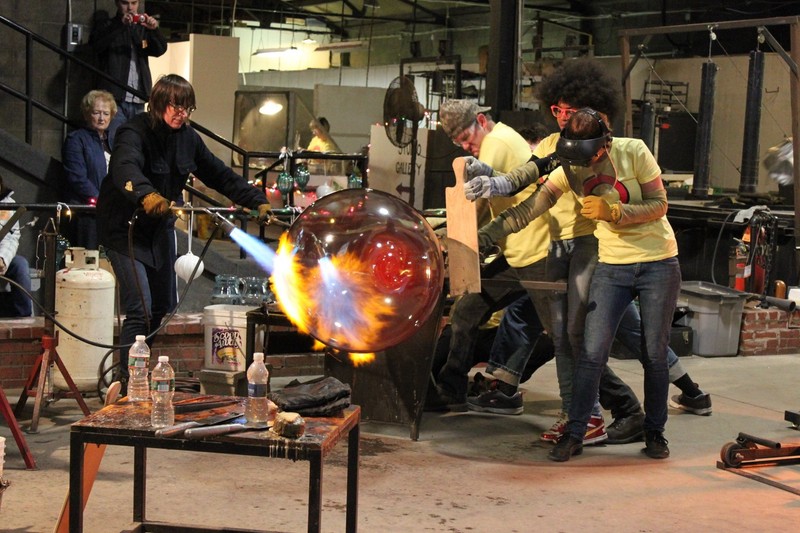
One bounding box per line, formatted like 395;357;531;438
144;1;799;52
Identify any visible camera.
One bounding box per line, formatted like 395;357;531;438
131;13;146;24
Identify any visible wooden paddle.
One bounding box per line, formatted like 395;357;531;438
53;381;121;533
445;157;481;295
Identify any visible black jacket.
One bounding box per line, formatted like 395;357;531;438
89;13;168;101
96;114;268;268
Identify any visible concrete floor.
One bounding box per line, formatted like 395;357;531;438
2;354;800;532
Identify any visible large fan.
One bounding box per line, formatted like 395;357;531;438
383;75;425;148
383;75;425;205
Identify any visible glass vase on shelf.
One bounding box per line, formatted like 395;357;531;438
276;171;294;207
295;165;310;192
347;171;363;189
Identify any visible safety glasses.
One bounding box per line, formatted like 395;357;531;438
550;105;579;119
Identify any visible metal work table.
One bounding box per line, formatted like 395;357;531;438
69;394;360;533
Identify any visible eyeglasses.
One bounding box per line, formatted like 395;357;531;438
169;101;196;115
452;121;478;147
550;105;579;119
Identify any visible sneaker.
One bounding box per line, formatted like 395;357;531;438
466;389;523;415
540;412;568;442
669;392;712;415
468;372;496;397
643;430;670;459
584;414;608;445
606;412;645;444
548;434;583;462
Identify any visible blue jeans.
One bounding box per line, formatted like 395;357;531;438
547;235;597;414
116;101;145;121
614;301;681;370
486;293;549;387
566;257;681;439
0;256;32;317
107;243;177;379
547;235;641;418
437;255;550;399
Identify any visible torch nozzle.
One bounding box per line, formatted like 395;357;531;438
207;209;238;236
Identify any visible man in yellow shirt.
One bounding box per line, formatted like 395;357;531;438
427;100;553;414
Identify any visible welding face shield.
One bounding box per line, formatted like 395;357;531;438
556;108;614;197
556;135;609;167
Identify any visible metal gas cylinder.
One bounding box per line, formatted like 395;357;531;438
53;248;115;391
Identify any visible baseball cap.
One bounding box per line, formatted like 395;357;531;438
438;99;491;138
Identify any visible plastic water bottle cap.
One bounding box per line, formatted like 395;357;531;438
136;335;146;341
254;352;265;362
158;355;169;363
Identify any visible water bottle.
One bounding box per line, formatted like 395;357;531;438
244;352;270;423
150;356;175;428
127;335;151;401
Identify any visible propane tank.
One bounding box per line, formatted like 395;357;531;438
53;248;115;392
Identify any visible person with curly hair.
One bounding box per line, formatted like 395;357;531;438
464;59;709;453
468;102;684;461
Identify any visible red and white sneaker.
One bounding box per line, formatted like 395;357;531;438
584;414;608;445
540;412;568;442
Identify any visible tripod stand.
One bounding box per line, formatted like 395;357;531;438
13;214;90;433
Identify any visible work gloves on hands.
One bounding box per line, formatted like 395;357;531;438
256;203;272;224
142;192;171;217
581;196;620;223
464;174;519;201
477;223;507;257
463;156;494;180
533;153;561;177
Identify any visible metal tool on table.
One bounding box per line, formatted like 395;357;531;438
183;416;272;439
154;411;244;438
173;398;240;414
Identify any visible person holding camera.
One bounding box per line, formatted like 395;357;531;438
89;0;167;121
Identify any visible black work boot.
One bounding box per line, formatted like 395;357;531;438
643;430;670;459
606;412;645;444
548;434;583;462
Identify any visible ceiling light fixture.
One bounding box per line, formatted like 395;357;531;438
302;34;317;44
315;40;368;52
253;46;294;56
259;100;284;115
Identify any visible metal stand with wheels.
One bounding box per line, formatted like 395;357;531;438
717;432;800;496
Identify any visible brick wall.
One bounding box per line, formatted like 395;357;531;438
739;306;800;356
0;314;324;392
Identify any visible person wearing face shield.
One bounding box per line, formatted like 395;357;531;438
472;108;681;461
466;59;710;446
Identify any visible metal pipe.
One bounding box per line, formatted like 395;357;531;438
692;61;717;199
739;50;765;195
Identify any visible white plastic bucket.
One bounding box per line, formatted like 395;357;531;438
203;304;264;371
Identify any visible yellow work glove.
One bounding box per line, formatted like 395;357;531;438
256;203;272;224
581;195;620;222
141;192;171;217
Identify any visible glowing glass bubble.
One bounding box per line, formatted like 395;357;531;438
271;188;444;353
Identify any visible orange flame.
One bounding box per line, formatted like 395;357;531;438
270;233;397;354
349;352;376;366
